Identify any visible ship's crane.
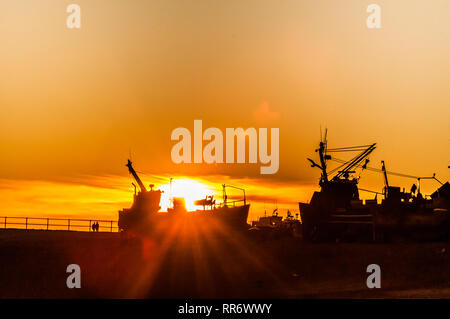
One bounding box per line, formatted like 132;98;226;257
126;159;147;193
417;174;443;195
307;132;376;185
381;160;389;197
332;143;376;180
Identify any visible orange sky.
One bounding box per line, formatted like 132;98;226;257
0;0;449;221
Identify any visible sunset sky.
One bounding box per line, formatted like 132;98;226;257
0;0;449;222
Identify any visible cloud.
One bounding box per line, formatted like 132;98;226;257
252;101;280;123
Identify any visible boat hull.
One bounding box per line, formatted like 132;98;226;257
119;204;250;235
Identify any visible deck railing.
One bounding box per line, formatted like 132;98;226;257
223;199;246;207
0;216;119;232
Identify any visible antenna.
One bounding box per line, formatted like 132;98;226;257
170;178;173;208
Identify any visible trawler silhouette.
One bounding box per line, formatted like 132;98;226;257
299;131;450;242
118;160;250;234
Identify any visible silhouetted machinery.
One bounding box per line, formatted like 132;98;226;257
249;209;302;238
299;131;376;241
374;161;450;241
299;131;450;242
118;160;163;233
118;160;250;235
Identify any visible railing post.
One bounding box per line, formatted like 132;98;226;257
25;217;28;230
47;218;49;231
89;220;91;232
110;221;113;232
68;219;70;231
4;217;6;229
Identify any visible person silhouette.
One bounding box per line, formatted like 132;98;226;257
92;222;96;232
95;222;99;232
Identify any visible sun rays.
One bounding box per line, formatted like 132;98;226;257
120;213;292;298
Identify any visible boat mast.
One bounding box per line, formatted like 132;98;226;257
222;184;227;206
308;129;329;186
318;140;328;184
170;178;173;208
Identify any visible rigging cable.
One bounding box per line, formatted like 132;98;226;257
329;158;419;179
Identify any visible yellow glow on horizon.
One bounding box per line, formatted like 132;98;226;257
158;178;216;212
0;175;310;226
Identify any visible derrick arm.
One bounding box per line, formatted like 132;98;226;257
381;160;389;188
381;160;389;198
334;143;376;179
126;159;146;192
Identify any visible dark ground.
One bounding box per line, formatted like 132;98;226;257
1;228;450;298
